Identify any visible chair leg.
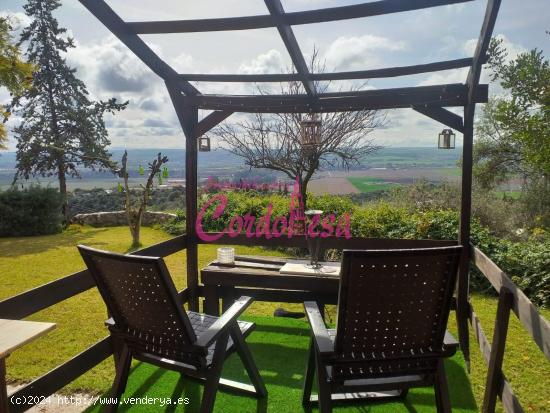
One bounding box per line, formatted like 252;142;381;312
231;324;268;398
302;338;315;406
200;333;229;413
315;351;332;413
107;344;132;413
434;359;452;413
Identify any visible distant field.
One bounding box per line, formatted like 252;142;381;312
347;176;398;193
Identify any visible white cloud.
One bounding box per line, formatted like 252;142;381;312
238;49;286;74
324;35;407;71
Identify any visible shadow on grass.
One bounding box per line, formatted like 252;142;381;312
84;318;477;413
0;227;110;257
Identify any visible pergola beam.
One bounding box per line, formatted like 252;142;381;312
187;84;488;113
127;0;474;34
413;105;464;133
78;0;198;96
264;0;315;96
197;111;233;137
178;57;480;83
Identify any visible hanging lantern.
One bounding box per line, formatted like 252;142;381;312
438;129;456;149
199;136;211;152
300;114;322;149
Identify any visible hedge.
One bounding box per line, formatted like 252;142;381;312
162;191;549;307
0;186;63;236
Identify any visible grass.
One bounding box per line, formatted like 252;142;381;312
84;316;477;413
347;177;397;193
1;226;549;412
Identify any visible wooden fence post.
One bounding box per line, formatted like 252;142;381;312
482;287;513;413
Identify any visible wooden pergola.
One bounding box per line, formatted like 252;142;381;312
3;4;549;413
78;0;502;368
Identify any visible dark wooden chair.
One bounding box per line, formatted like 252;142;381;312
303;246;462;413
78;245;267;413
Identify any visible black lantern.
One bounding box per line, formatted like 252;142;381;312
438;129;456;149
300;114;322;148
199;136;211;152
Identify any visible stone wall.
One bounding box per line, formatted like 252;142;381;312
72;211;176;227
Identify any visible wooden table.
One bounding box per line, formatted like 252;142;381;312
0;319;56;412
201;255;340;316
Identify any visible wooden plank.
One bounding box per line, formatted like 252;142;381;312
0;236;187;320
471;246;550;362
197;111;233;137
482;288;513;413
413;105;464;133
9;337;113;413
78;0;198;96
188;84;489;112
179;57;477;83
469;306;525;413
264;0;315;96
229;287;338;305
198;233;457;249
466;0;502;103
0;320;56;358
127;0;474;34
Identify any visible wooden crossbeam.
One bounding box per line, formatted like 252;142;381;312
187;84;488;113
264;0;315;96
467;0;502;103
78;0;198;96
197;111;233;136
178;57;478;83
413;104;464;133
127;0;474;34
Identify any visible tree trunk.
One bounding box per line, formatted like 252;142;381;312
57;157;68;225
129;211;142;248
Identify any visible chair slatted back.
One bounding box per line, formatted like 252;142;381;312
78;245;198;362
333;246;462;379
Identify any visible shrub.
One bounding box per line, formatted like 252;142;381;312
0;186;63;236
161;191;548;307
161;209;186;235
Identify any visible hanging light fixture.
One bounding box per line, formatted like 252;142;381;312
198;136;211;152
438;129;456;149
300;113;322;150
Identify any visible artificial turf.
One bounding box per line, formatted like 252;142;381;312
85;315;477;413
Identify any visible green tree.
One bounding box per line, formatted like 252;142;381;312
474;36;550;226
0;16;34;148
9;0;127;222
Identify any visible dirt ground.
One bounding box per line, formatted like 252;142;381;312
308;167;462;195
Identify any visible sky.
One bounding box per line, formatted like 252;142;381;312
0;0;548;151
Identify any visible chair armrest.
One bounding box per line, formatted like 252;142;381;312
195;296;253;348
304;301;334;357
178;287;192;305
443;331;459;356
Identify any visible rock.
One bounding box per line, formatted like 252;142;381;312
71;211;176;227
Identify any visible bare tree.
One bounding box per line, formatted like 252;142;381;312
211;52;385;208
118;151;168;248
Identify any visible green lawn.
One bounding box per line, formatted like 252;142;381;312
84;316;476;413
1;226;549;412
347;176;397;193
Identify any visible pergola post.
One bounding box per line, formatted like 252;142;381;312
457;0;502;370
166;83;200;311
457;103;475;369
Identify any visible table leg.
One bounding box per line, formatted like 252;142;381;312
204;284;220;316
1;357;9;413
222;286;236;313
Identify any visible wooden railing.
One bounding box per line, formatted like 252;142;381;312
0;235;548;413
0;235;187;413
470;245;550;413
